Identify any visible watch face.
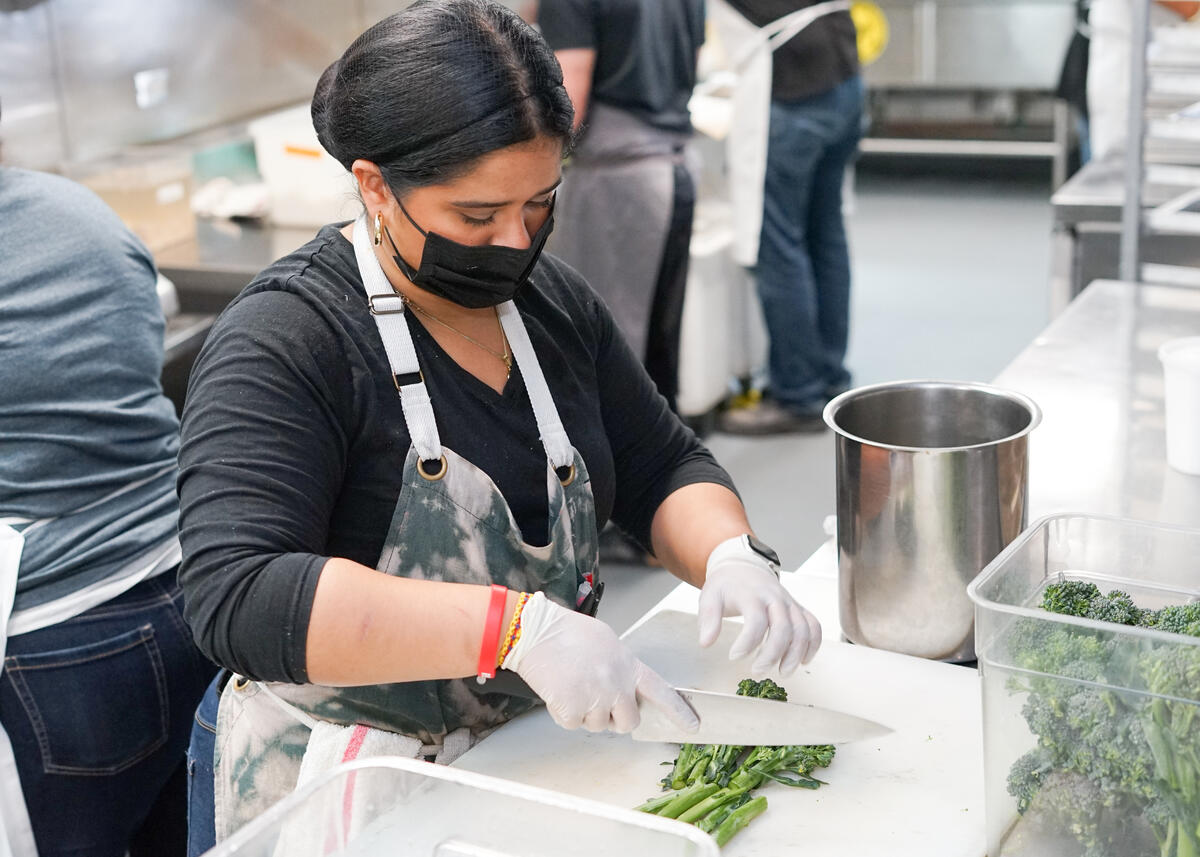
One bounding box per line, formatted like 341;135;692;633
747;535;781;566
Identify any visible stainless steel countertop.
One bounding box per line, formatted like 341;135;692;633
155;219;318;310
993;279;1200;527
1051;156;1182;227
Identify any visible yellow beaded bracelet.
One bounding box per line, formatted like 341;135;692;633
497;591;531;667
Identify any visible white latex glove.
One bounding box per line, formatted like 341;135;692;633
502;592;700;735
697;536;822;676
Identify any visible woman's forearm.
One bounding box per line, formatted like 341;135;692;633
305;558;519;686
306;482;751;684
649;483;754;588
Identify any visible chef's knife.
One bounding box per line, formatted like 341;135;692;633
631;687;891;746
478;672;891;745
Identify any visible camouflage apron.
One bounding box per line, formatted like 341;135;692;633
211;215;600;839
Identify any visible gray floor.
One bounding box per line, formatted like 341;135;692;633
600;168;1054;635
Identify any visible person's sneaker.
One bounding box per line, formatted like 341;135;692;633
717;398;827;436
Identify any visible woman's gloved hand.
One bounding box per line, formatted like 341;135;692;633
697;535;822;676
502;592;700;735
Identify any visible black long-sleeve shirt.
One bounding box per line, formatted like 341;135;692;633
177;225;734;683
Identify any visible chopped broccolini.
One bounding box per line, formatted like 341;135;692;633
635;677;835;848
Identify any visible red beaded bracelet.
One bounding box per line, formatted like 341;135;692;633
476;584;508;683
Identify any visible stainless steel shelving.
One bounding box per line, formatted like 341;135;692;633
1120;3;1200;285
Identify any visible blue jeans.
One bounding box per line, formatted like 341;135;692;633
0;574;216;857
187;672;223;857
756;75;864;414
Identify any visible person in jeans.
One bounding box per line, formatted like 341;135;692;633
719;0;864;435
0;122;215;856
538;0;705;415
537;0;705;563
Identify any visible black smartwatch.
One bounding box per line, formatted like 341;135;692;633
745;534;781;573
746;534;781;566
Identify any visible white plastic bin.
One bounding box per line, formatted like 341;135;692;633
202;757;719;857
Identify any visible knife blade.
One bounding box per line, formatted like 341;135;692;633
477;672;890;746
630;687;892;746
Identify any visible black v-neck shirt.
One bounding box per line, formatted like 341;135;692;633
177;224;734;682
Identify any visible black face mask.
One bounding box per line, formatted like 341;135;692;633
384;198;555;308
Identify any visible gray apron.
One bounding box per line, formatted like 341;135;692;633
550;103;690;360
212;216;601;839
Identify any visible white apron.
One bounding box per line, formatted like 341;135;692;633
0;525;36;857
705;0;852;266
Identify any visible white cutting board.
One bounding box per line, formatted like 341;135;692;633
455;609;986;857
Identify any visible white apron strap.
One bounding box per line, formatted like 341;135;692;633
351;215;443;463
731;0;852;70
496;302;574;471
710;0;851;266
0;526;39;857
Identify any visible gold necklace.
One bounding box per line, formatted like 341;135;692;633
401;294;512;376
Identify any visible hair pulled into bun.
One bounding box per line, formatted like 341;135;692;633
309;0;573;197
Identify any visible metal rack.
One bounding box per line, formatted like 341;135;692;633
860;0;1076;189
1120;0;1200;285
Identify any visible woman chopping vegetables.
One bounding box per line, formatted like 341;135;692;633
179;0;821;843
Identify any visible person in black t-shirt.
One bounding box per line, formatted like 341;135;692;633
537;0;705;415
179;1;822;846
719;0;865;435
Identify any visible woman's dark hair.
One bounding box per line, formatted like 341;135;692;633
311;0;573;198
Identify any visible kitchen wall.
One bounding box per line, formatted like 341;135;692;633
0;0;524;171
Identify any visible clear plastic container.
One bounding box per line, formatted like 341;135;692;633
967;514;1200;857
203;757;719;857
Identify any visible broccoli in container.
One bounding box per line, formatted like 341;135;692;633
1002;581;1200;857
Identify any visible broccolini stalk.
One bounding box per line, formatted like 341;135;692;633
695;793;753;835
656;782;721;820
704;742;745;787
677;784;751;825
713;795;769;847
686;751;712;785
635;792;678;814
668;743;707;790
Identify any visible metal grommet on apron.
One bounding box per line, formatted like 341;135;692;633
212;215;603;842
418;455;449;482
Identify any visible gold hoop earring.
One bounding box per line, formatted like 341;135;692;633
373;212;383;246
